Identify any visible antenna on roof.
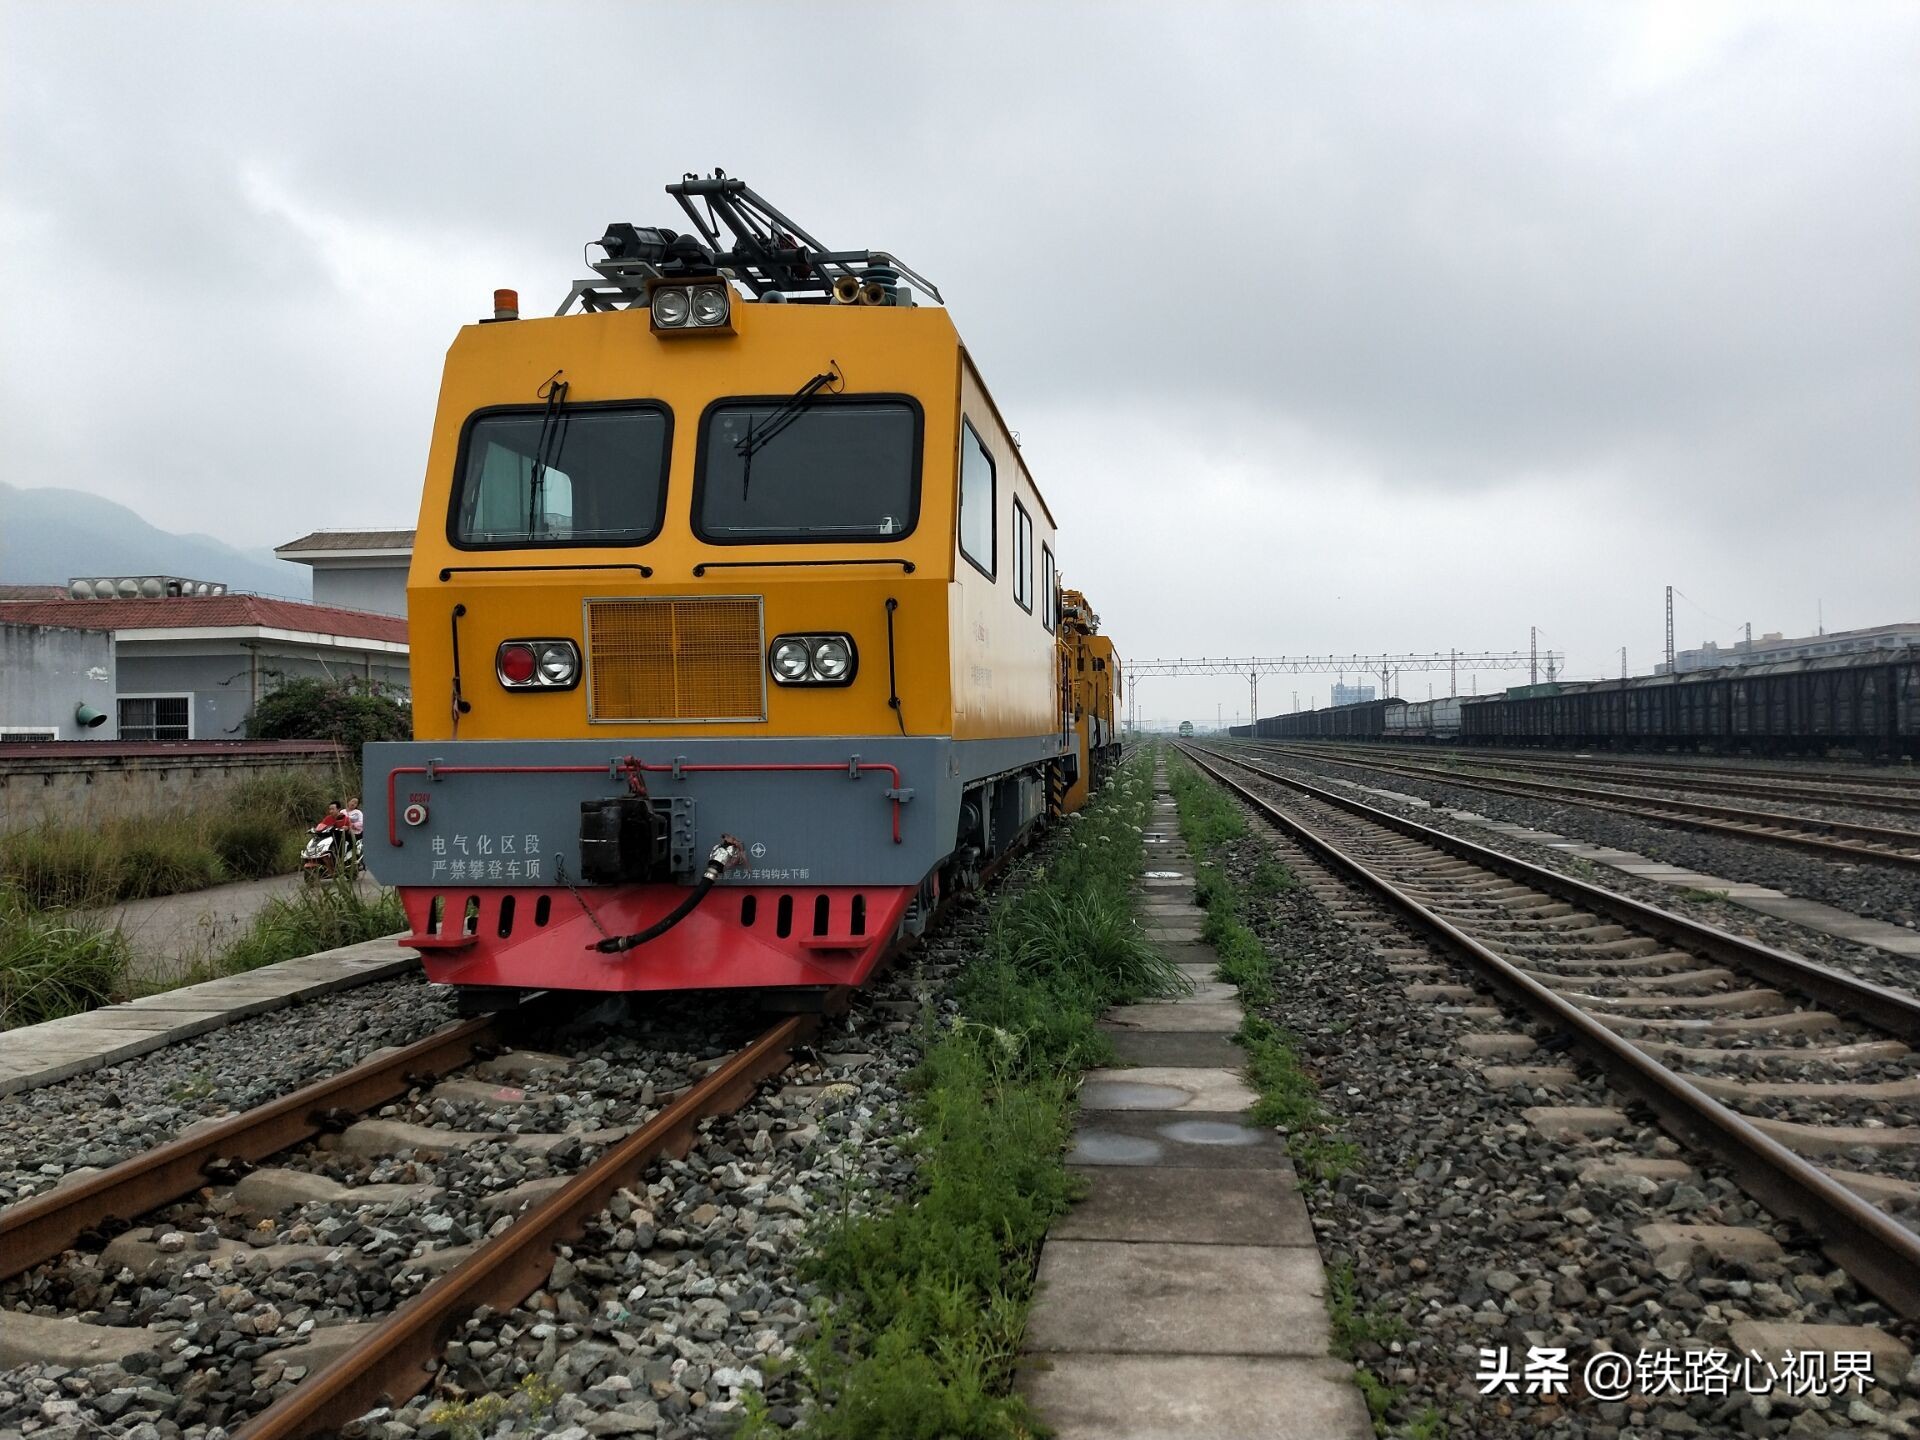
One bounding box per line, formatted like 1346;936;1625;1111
558;169;942;315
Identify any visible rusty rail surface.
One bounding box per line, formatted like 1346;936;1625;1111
1179;742;1920;1321
1265;741;1920;813
1210;746;1920;1043
232;1014;811;1440
0;1013;518;1280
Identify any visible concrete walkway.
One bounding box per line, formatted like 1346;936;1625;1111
1019;767;1370;1439
0;933;415;1098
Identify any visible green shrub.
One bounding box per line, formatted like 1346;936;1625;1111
0;885;129;1027
247;676;411;750
219;881;407;973
211;812;298;880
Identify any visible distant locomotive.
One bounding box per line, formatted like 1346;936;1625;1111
365;173;1124;1004
1178;721;1195;738
1229;649;1920;757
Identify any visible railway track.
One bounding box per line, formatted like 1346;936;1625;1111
0;1001;811;1438
1250;741;1920;871
1179;742;1920;1320
1276;742;1920;817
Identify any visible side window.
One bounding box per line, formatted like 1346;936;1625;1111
1041;544;1057;632
1012;499;1033;612
959;420;995;577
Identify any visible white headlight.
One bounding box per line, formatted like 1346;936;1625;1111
651;287;692;327
811;637;852;681
537;644;578;685
772;639;812;682
690;284;730;326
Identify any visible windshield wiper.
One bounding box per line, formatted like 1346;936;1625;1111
528;370;571;535
735;360;841;497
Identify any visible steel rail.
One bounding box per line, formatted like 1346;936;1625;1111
1206;746;1920;1042
1176;742;1920;1321
1252;743;1920;870
0;1013;520;1280
1446;748;1920;794
232;1015;811;1440
1271;742;1920;816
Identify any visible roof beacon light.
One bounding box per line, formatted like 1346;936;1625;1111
493;289;520;321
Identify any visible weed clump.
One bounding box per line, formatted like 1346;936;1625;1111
211;813;297;880
0;769;340;906
0;884;130;1028
218;881;407;975
115;832;224;900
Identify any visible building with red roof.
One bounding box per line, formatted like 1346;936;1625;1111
0;587;408;742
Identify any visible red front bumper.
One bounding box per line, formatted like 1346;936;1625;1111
399;883;913;993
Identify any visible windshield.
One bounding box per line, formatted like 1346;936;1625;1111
696;398;919;542
452;405;669;547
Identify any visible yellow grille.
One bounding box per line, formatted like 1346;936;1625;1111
587;597;766;722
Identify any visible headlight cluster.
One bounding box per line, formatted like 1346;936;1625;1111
768;633;857;687
651;282;731;331
497;639;581;690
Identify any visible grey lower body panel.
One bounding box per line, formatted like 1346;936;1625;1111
364;732;1068;890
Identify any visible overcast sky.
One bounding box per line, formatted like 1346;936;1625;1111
3;2;1915;725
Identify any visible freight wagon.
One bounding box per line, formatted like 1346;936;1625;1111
1457;649;1920;758
1382;697;1463;742
1229;697;1406;740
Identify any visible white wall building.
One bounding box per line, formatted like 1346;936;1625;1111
274;531;413;618
0;591;408;741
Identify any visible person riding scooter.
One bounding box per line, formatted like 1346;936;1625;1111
301;801;362;881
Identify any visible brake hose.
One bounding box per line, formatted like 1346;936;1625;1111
590;836;745;955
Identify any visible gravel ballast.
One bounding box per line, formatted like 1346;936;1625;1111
1236;747;1920;998
1259;747;1920;932
0;975;460;1206
0;875;1016;1440
1198;780;1920;1436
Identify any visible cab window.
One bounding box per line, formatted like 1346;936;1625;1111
1012;499;1033;612
959;420;995;577
1041;544;1057;631
696;397;920;542
451;405;670;548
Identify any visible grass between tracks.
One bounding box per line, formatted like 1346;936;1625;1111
1164;753;1351;1176
755;750;1182;1439
1167;752;1446;1439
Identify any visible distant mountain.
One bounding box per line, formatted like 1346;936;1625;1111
0;483;311;600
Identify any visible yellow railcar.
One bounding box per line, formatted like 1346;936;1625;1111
1056;589;1124;814
365;174;1117;1003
